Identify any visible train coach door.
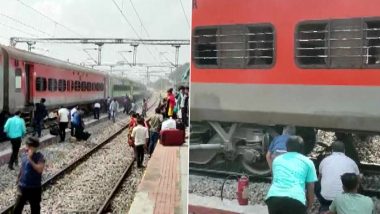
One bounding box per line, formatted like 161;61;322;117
25;64;33;105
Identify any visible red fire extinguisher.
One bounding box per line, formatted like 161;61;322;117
236;175;249;205
221;175;249;206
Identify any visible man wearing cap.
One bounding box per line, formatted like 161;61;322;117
3;111;26;170
14;137;45;214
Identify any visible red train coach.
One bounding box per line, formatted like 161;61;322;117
190;0;380;175
0;45;106;135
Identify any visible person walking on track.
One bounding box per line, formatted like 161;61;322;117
13;137;45;214
70;105;78;137
57;106;70;142
32;98;47;138
94;102;101;120
4;111;26;170
131;117;149;168
109;99;119;123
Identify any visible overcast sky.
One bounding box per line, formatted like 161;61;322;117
0;0;191;82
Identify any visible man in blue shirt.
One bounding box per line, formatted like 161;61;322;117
266;125;295;169
4;111;26;170
265;136;318;214
14;137;45;214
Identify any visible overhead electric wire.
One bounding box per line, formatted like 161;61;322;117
16;0;83;37
113;0;165;70
129;0;176;69
111;0;142;38
178;0;190;28
0;13;53;37
0;21;39;37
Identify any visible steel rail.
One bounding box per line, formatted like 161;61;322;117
96;160;135;213
1;94;159;214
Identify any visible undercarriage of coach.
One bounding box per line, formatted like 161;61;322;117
189;121;364;177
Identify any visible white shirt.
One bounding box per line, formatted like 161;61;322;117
180;93;186;108
131;125;149;146
70;108;77;118
94;102;101;108
161;118;176;130
58;108;70;122
319;152;360;200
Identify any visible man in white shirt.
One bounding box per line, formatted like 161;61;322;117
70;105;78;137
316;141;360;212
131;117;149;168
161;117;176;130
94;102;101;120
58;106;70;142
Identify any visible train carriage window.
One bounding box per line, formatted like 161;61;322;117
67;81;70;92
193;28;218;66
58;79;66;92
15;68;22;92
100;83;104;90
296;17;380;68
71;81;75;91
36;77;47;91
75;81;80;91
48;78;57;91
193;24;275;68
81;81;86;91
86;82;91;91
92;83;95;91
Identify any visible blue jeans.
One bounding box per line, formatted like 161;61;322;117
149;131;160;156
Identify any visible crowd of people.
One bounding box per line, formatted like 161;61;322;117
127;86;189;168
265;126;374;214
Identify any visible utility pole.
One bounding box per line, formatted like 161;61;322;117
95;42;104;65
173;44;181;68
131;43;139;66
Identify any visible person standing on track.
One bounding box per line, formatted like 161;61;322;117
57;106;70;142
4;111;26;170
316;141;360;212
131;117;149;168
141;98;148;118
32;98;47;138
265;136;317;214
94;102;101;120
70;105;78;137
13;137;45;214
146;108;163;157
109;99;119;123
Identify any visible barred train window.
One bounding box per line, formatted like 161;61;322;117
58;79;66;92
296;17;380;68
75;81;80;91
193;24;274;68
36;77;47;91
48;78;57;91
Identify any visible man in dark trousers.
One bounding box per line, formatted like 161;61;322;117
4;111;26;170
14;137;45;214
57;106;70;142
32;98;47;138
131;117;149;168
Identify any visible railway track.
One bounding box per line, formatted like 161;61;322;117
0;94;159;214
190;162;380;198
0;121;130;214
